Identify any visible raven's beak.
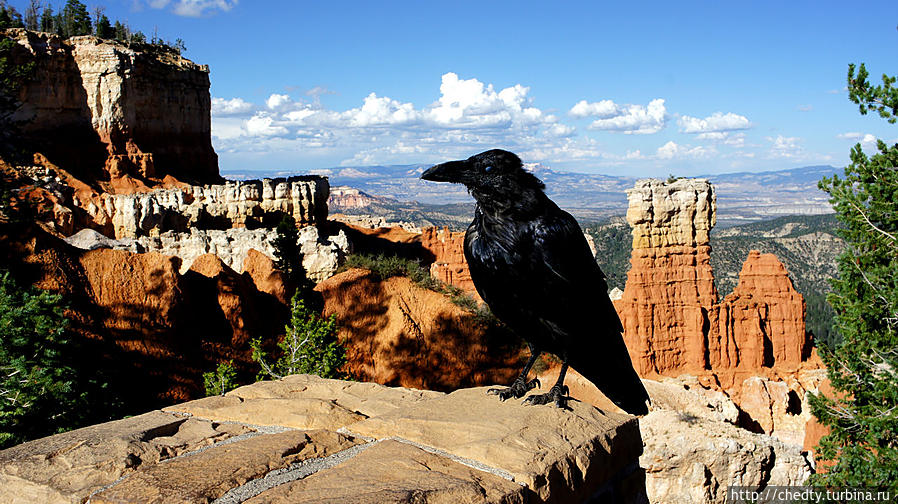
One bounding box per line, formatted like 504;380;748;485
421;160;469;183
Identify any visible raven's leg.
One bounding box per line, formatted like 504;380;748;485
487;344;542;401
523;360;570;409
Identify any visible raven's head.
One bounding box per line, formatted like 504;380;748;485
421;149;545;202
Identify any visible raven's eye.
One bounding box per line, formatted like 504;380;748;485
484;165;494;172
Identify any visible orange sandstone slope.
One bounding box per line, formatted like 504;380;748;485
316;268;522;391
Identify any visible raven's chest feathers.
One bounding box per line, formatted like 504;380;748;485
464;208;557;339
464;203;619;353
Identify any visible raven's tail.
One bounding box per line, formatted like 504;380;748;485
570;338;650;416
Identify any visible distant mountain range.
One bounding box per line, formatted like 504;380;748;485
224;164;841;226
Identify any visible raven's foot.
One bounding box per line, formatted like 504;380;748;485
487;377;540;401
523;384;571;409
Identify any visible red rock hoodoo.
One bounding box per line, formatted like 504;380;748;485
613;178;816;380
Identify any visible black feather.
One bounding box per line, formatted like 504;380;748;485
422;149;650;415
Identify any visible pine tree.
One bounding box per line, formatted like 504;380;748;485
95;14;112;39
61;0;90;37
809;61;898;490
272;214;301;282
39;4;54;33
24;0;41;30
0;272;77;447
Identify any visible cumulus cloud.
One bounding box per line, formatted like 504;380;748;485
838;132;878;146
211;97;254;116
678;112;751;134
696;131;746;148
212;72;580;164
656;141;716;160
569;100;618;119
583;99;667;134
245;114;288;137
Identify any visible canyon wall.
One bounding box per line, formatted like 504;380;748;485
7;29;218;184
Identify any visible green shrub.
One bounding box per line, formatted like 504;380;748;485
203;360;237;397
0;272;79;447
251;293;346;380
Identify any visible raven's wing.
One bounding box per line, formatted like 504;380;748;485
467;205;648;414
529;209;649;415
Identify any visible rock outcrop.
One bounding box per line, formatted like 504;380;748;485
637;378;812;504
1;224;291;405
710;251;810;371
65;216;349;283
0;374;646;504
8;29;218;183
615;178;815;377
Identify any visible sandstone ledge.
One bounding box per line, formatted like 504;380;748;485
0;375;645;504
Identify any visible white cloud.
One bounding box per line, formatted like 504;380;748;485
569;99;618;118
212;97;254;116
171;0;237;17
656;141;715;160
585;99;667;134
696;131;746;148
838;132;878;146
266;94;294;111
344;93;420;127
678;112;751;133
245;114;288;137
796;104;813;112
767;135;803;158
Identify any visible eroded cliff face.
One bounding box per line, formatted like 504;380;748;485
8;29;218;184
0;224;290;405
88;176;330;239
419;226;480;300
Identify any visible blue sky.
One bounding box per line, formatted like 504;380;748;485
17;0;898;176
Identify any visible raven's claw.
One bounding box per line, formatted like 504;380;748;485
487;377;540;401
523;385;571;409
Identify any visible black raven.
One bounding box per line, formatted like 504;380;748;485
421;149;649;414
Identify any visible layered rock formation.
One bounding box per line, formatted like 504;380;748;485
0;374;646;504
615;179;814;377
88;176;329;239
66;224;349;283
616;178;720;375
8;29;218;183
